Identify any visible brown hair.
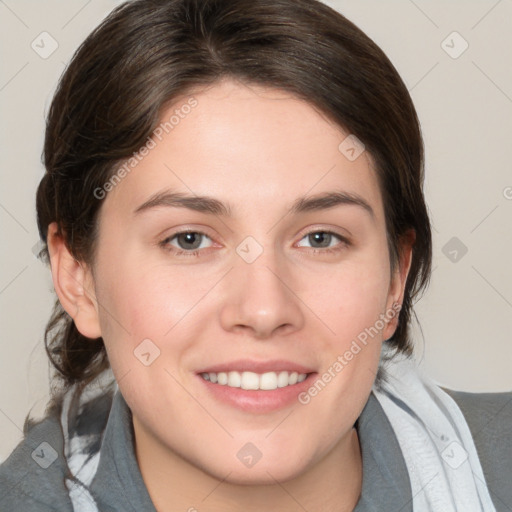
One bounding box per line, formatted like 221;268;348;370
36;0;431;405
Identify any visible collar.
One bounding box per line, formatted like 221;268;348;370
90;390;412;511
353;391;412;511
90;391;156;511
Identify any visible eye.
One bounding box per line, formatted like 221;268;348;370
159;230;213;256
296;230;349;253
159;228;350;258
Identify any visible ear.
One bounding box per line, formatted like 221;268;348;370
381;229;415;341
46;222;102;339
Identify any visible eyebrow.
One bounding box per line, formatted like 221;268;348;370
133;189;375;219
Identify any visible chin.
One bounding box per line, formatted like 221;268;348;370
200;450;312;486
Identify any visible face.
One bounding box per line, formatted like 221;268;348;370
57;78;410;484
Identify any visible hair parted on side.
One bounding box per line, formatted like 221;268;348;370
36;0;432;409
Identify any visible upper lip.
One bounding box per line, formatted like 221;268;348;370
196;359;316;375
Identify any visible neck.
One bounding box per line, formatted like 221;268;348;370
133;418;363;512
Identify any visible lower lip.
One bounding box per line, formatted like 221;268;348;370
196;373;318;413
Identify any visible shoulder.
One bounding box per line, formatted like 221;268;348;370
443;387;512;510
443;387;512;438
0;411;73;511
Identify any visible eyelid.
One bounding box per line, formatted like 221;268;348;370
158;225;216;242
295;225;352;244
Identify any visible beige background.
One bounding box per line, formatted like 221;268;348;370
1;0;511;460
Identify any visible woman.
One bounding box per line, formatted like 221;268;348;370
0;0;510;510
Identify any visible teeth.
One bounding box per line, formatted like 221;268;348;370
200;370;309;390
228;371;241;388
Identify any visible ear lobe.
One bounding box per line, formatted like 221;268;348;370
382;229;415;340
47;222;102;339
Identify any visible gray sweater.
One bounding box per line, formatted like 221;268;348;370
1;387;511;511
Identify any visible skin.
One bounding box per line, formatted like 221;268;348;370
48;77;413;512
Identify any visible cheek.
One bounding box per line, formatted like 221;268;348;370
297;252;391;401
96;271;174;343
305;256;391;338
94;257;210;365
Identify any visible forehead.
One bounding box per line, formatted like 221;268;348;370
102;79;384;223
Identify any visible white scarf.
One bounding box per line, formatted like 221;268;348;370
372;343;496;512
61;369;118;512
60;348;497;512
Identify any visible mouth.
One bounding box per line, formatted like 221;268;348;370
195;368;318;413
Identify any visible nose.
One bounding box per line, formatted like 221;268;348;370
219;245;305;339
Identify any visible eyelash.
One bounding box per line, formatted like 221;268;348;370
158;229;351;258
